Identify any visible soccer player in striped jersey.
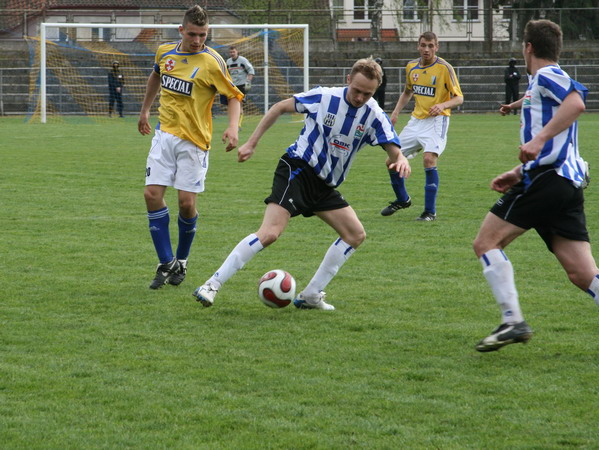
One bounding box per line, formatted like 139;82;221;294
473;19;598;352
382;31;463;221
138;5;243;290
193;57;411;310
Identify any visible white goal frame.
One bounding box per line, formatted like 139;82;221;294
39;22;310;123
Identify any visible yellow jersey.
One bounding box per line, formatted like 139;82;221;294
405;57;463;119
153;41;243;150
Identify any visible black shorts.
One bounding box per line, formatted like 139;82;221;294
490;167;589;251
264;153;349;217
220;85;246;105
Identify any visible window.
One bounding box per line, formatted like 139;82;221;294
403;0;417;21
453;0;479;21
354;0;368;21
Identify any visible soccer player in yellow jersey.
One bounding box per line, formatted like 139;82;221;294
381;31;464;221
138;5;243;289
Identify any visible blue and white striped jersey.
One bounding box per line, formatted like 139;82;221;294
521;65;588;188
287;86;401;187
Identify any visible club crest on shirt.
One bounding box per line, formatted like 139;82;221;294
324;113;336;127
165;58;176;72
412;73;419;83
354;124;365;139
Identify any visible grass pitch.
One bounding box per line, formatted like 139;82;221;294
1;113;599;448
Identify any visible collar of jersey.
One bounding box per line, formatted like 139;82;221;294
175;41;207;55
416;56;439;70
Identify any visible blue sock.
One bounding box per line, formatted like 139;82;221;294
389;170;409;202
176;214;198;261
148;207;173;264
424;167;439;214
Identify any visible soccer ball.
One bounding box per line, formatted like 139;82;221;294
258;270;296;308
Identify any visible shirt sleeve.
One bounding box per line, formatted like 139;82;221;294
538;70;588;104
294;86;323;114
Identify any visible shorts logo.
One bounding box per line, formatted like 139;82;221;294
413;85;436;97
165;58;176;72
496;198;504;206
324;113;336;127
161;74;192;96
354;124;365;139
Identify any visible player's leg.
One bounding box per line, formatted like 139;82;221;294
473;213;532;351
419;151;439;221
295;206;365;311
145;184;178;289
381;120;419;216
167;190;198;286
193;203;291;307
145;130;179;289
108;90;115;116
552;234;599;305
416;115;449;221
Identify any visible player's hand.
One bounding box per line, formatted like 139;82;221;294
138;114;151;135
428;103;444;116
499;104;512;116
518;140;541;164
237;142;255;162
388;155;411;179
390;112;399;126
490;169;521;193
222;127;239;152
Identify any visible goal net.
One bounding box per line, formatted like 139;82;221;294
28;23;309;123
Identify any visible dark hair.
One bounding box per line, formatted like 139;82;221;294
350;57;383;86
419;31;438;44
523;19;562;61
183;5;208;27
229;45;237;51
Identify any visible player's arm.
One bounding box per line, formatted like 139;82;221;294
238;97;296;162
390;87;413;126
429;93;464;117
382;143;411;179
222;98;241;152
491;165;522;193
138;70;161;135
500;96;525;116
519;90;585;163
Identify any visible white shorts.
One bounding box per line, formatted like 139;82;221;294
398;115;450;159
145;129;209;193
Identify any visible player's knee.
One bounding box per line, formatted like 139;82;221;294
257;229;281;247
566;270;590;290
345;229;366;248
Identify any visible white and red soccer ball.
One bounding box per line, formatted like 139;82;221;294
258;270;296;308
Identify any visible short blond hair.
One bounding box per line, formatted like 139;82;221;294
349;57;383;86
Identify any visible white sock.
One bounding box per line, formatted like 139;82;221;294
208;234;263;289
302;238;355;297
586;274;599;306
480;249;524;324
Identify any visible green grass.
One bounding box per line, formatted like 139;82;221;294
2;113;599;448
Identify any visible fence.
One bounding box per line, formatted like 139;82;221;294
2;64;599;118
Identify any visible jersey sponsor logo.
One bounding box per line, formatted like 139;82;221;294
413;85;436;97
330;137;351;152
324;113;336;127
161;74;192;96
165;58;176;71
354;124;365;139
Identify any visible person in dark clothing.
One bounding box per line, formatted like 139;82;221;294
108;61;125;117
504;58;521;115
373;57;387;110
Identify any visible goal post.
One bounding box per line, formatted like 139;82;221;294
36;22;309;123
